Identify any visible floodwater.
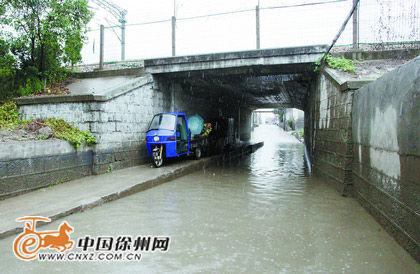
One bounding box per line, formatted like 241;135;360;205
0;125;418;273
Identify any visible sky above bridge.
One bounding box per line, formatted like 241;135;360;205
81;0;418;64
81;0;352;64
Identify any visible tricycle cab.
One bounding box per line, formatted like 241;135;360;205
146;112;190;167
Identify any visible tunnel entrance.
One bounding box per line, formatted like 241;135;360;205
145;46;324;174
148;48;321;147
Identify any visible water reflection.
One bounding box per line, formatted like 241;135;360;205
0;125;418;273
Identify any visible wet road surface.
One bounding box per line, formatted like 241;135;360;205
0;125;418;273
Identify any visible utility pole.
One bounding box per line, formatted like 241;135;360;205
172;16;176;56
352;0;359;49
92;0;127;61
120;16;126;60
172;0;176;56
256;5;260;49
99;24;104;70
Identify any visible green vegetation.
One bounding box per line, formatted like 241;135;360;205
291;129;304;140
287;119;295;130
298;128;304;138
340;130;348;143
0;0;92;101
36;134;49;140
0;102;97;148
0;101;24;129
44;117;97;148
315;54;357;73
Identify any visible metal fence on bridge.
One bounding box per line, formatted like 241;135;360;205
80;0;419;67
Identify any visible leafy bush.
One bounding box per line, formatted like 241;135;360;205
17;77;44;97
0;101;22;129
44;118;97;148
315;54;357;73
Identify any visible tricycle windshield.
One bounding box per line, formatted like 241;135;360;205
148;114;176;131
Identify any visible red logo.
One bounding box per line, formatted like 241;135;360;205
13;216;74;261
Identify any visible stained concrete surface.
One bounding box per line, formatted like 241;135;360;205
67;76;140;95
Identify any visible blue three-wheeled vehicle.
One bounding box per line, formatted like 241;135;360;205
146;112;208;167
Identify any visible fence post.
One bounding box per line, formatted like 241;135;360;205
172;16;176;56
99;24;104;70
121;20;126;61
256;5;260;49
352;0;359;49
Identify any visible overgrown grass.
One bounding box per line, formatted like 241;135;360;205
0;101;24;129
0;102;97;148
315;54;357;73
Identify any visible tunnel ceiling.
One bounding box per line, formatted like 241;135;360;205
155;63;317;110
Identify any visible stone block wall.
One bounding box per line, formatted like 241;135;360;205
307;73;354;196
20;102;91;131
17;76;171;175
352;57;420;262
86;80;170;173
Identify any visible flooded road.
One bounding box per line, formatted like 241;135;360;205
1;125;418;273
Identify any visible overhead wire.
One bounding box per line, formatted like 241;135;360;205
88;0;349;30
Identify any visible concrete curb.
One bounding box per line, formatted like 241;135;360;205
323;68;373;92
0;142;263;239
15;74;153;105
332;48;420;61
72;67;145;79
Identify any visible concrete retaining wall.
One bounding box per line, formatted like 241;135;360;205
308;57;420;261
0;140;92;199
307;72;354;196
352;56;420;261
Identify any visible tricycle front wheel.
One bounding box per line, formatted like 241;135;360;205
152;149;164;167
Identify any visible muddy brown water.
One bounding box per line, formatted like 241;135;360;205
0;125;418;273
